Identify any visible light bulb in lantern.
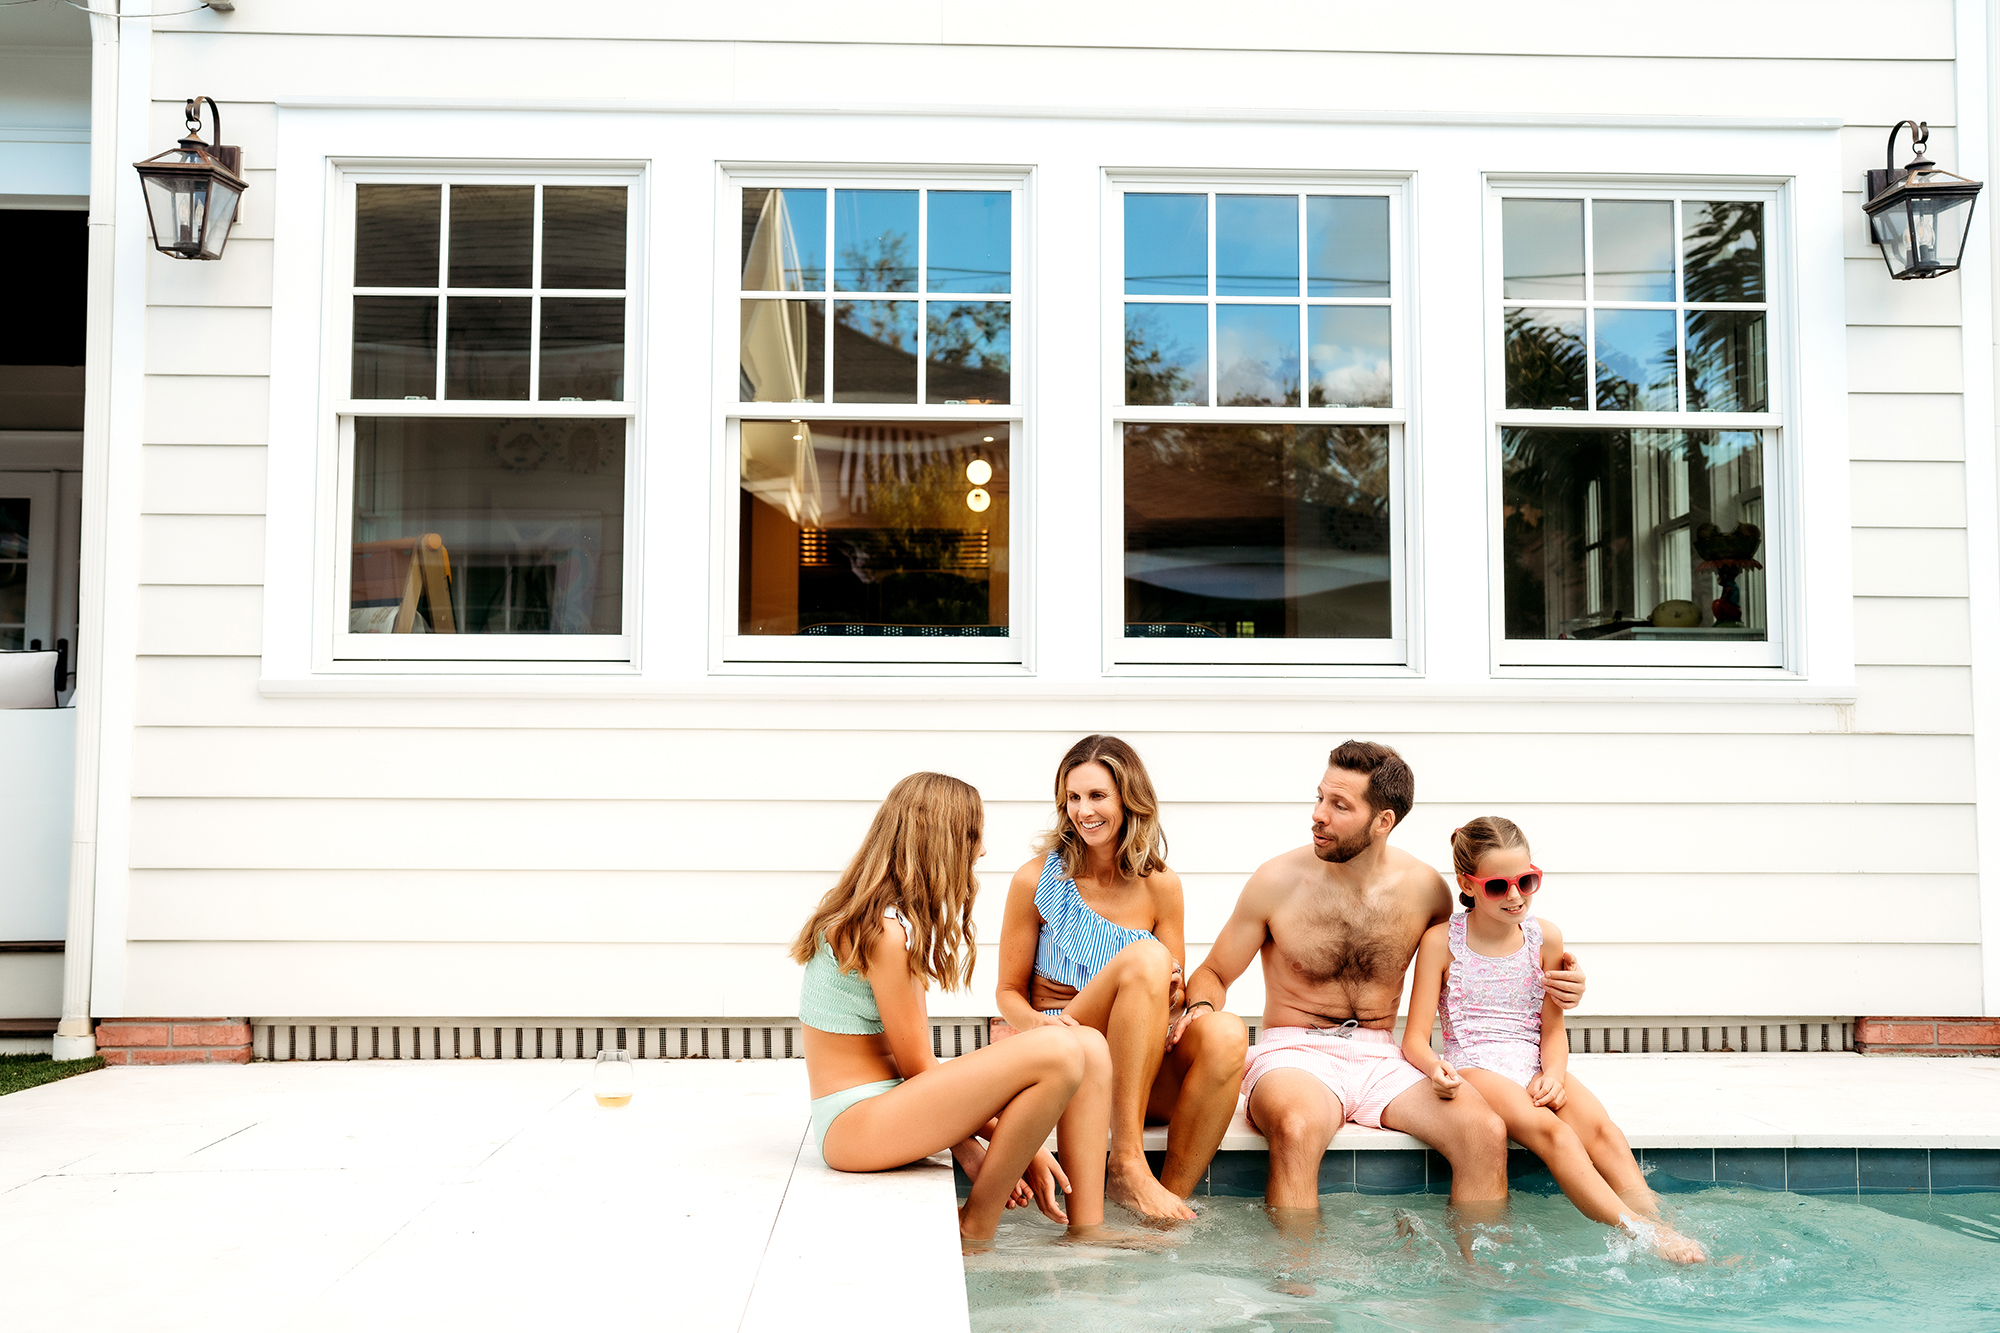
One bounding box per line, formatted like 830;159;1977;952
595;1047;635;1108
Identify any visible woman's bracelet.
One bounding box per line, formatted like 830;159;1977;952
1183;1000;1215;1017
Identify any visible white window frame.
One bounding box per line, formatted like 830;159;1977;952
714;168;1029;666
323;163;645;665
1103;172;1412;670
1485;180;1792;670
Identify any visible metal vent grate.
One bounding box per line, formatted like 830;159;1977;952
251;1018;993;1062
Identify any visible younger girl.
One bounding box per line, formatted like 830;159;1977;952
793;771;1150;1252
1401;817;1705;1265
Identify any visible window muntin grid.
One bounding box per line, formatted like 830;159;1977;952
737;187;1013;407
1500;195;1768;416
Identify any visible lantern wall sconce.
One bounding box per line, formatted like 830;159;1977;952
1864;119;1983;280
132;97;248;261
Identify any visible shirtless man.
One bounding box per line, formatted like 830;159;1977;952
1177;740;1585;1220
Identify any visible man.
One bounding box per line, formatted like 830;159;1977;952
1177;740;1585;1221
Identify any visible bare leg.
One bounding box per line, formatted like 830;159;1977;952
823;1026;1082;1248
1245;1067;1343;1218
1146;1009;1249;1199
1552;1074;1659;1219
1055;1026;1170;1249
1061;937;1193;1221
1378;1078;1509;1261
1460;1070;1704;1265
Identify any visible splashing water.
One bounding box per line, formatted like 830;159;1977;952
963;1190;2000;1331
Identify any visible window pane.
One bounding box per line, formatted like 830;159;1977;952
1501;427;1765;639
1502;198;1584;299
1686;311;1768;411
448;185;533;289
1125;194;1207;295
351;296;437;399
1215;195;1298;296
1504;307;1587;409
1308;306;1390;408
541;187;626;290
742;188;826;292
741;298;824;402
1307;196;1390;297
1216;304;1299;406
1683;201;1764;302
355;185;439;287
1125;303;1208;406
540;297;625;400
1594;308;1678;411
739;419;1008;636
927;191;1010;294
832;299;917;402
834;189;917;292
1124;423;1391;639
0;498;25;650
925;302;1010;404
1592;200;1675;302
444;296;531;399
351;416;624;635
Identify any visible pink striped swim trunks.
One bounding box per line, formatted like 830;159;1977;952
1242;1025;1428;1130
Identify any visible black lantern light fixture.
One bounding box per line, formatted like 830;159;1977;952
132;97;248;261
1864;119;1983;280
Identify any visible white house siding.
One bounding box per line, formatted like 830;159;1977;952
100;2;1987;1028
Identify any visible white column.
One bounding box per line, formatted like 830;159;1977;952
51;2;120;1062
1967;0;2000;1017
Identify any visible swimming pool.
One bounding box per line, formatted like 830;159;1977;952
963;1188;2000;1331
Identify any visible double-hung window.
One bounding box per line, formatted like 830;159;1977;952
1110;180;1407;667
724;175;1022;664
332;170;640;663
1492;186;1783;668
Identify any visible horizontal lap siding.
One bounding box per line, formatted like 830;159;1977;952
116;19;1984;1022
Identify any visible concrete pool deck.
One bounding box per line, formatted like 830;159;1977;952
0;1054;1995;1332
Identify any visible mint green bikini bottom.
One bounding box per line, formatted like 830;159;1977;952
810;1077;903;1155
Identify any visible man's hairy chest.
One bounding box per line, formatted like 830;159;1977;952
1271;893;1426;991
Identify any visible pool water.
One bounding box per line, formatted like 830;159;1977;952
963;1189;2000;1331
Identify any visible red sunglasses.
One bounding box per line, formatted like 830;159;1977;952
1463;866;1543;899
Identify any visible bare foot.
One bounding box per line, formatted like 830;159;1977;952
958;1203;997;1255
1106;1156;1197;1222
1059;1223;1177;1251
1652;1228;1708;1265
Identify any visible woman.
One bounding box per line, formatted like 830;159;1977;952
794;771;1151;1251
996;736;1249;1222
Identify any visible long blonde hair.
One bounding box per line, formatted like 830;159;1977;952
1032;735;1168;882
788;771;984;991
1449;816;1532;909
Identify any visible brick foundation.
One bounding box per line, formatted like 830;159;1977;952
1855;1016;2000;1056
95;1018;253;1065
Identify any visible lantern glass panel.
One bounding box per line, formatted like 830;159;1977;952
1908;193;1973;272
1874;203;1914;274
198;180;241;260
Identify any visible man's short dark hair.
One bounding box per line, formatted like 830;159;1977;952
1328;740;1414;829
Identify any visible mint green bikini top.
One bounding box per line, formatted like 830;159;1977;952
797;908;908;1035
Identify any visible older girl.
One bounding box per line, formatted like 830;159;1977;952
996;736;1248;1222
1402;817;1705;1264
794;771;1147;1252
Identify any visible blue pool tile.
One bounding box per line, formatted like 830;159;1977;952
1785;1148;1858;1194
1860;1148;1930;1194
1715;1148;1786;1190
1319;1149;1357;1194
1640;1148;1714;1191
1210;1151;1268;1198
1930;1149;2000;1194
1355;1150;1425;1195
1425;1148;1452;1195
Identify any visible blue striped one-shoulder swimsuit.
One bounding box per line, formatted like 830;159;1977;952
1032;850;1157;1015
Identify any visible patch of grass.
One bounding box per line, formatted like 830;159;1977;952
0;1051;107;1096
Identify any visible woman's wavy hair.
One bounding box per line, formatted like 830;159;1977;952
788;771;984;992
1032;735;1168;882
1450;816;1532;910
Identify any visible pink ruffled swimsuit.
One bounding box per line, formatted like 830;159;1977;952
1439;912;1546;1087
